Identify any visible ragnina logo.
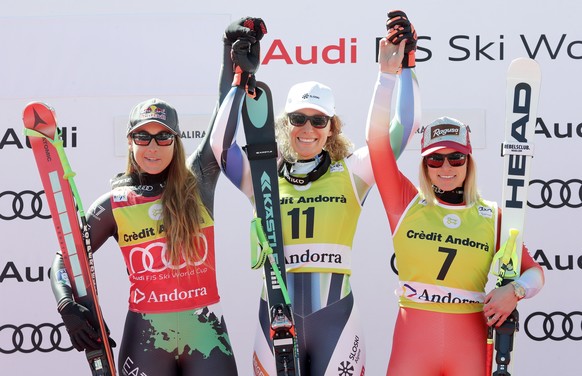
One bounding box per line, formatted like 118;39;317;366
432;125;460;139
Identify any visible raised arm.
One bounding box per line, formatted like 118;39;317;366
385;10;421;160
209;18;267;199
366;35;420;232
186;18;265;204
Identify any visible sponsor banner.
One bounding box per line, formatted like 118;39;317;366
1;2;580;375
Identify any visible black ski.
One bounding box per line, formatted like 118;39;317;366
241;81;301;376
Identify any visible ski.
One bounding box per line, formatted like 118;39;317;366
241;82;301;376
23;102;116;376
487;57;541;376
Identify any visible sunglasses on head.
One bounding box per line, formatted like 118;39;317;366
131;131;175;146
424;152;467;168
287;113;330;128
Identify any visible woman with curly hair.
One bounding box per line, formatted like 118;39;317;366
211;26;419;374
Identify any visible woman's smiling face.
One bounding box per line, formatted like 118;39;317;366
288;109;332;160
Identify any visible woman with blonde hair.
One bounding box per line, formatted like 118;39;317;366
366;20;545;374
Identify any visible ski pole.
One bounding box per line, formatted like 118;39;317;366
486;228;519;375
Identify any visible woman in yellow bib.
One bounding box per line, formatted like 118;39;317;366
211;12;420;375
366;20;545;376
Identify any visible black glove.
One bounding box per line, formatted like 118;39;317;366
59;300;116;352
231;37;261;75
386;10;417;68
228;18;267;97
224;17;267;46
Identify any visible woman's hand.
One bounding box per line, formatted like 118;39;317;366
483;283;519;327
378;37;406;75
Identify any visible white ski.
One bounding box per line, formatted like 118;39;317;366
489;57;541;376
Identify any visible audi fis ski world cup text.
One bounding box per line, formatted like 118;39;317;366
258;33;582;66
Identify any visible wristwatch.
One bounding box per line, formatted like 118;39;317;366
510;281;526;300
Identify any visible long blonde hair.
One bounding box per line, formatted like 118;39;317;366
418;154;480;205
275;114;353;162
127;137;204;267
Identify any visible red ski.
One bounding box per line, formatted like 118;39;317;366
23;102;116;375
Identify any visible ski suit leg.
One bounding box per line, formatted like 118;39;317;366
118;303;238;376
252;292;365;375
309;293;365;376
387;307;487;376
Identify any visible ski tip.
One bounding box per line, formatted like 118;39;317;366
243;81;274;131
255;80;271;95
507;57;541;80
22;101;57;138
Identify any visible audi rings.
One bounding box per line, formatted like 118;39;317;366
0;190;51;220
528;179;582;209
0;322;73;353
524;311;582;341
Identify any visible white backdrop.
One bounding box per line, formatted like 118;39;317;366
1;1;580;375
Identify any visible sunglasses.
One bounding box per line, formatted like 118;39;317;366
131;131;175;146
424;152;467;168
288;113;330;128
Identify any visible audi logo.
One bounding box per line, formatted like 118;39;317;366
0;190;51;220
0;322;73;353
528;179;582;209
128;234;208;274
524;311;582;341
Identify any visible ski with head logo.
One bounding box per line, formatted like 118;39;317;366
241;82;301;376
23;102;116;376
487;57;541;376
